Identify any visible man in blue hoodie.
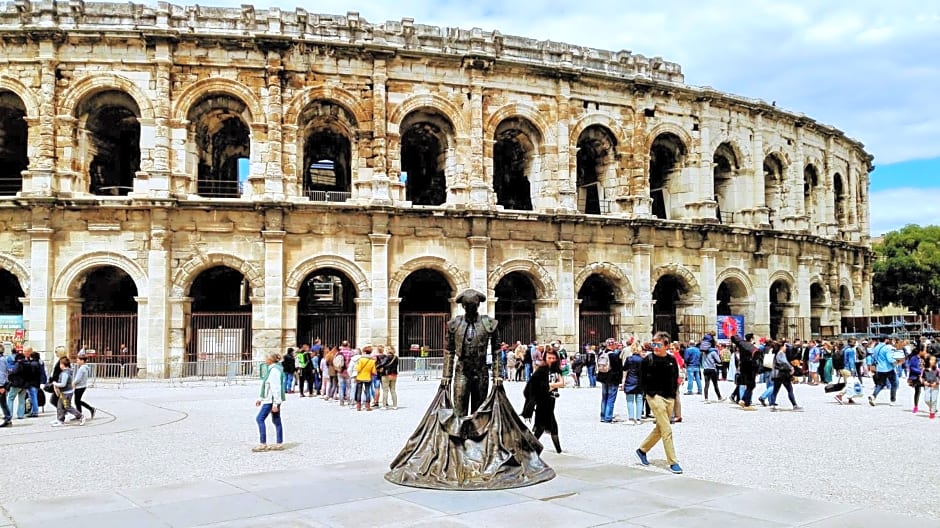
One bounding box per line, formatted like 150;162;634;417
683;342;702;395
869;335;900;406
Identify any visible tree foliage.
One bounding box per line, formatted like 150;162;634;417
873;225;940;315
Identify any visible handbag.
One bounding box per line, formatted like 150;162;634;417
762;351;774;370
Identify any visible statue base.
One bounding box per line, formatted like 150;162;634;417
385;383;556;490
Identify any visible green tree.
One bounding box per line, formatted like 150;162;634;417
873;224;940;315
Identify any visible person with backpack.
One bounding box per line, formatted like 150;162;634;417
596;341;623;423
683;341;702;396
769;340;803;412
731;334;760;410
51;356;84;427
336;341;353;405
281;348;296;394
295;345;311;397
835;339;862;404
635;331;682;474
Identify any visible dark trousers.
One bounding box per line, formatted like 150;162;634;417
704;369;721;399
74;388;94;416
741;376;756;406
771;377;798;407
454;369;488;418
0;390;10;422
299;370;314;395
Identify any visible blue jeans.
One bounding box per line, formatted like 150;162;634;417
256;403;283;444
27;386;38;415
873;370;898;402
624;392;643;420
686;368;702;393
339;375;351;402
760;381;774;401
600;383;618;422
588;365;597;388
524;364;532;381
283;373;294;393
6;387;26;419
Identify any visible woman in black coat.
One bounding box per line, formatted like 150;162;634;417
521;348;565;453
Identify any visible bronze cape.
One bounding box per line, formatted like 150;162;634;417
385;382;556;490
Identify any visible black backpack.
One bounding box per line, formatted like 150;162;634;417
832;347;845;371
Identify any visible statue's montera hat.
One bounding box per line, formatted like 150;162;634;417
455;289;486;304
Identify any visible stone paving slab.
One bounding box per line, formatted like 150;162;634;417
4;455;939;528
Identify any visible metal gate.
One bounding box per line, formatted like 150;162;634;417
72;313;138;364
297;313;356;348
770;316;810;340
495;312;535;346
187;312;253;363
653;315;708;344
400;313;449;355
579;311;615;347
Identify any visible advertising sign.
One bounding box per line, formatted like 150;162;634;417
716;315;745;343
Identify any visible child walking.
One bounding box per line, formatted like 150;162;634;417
923;355;939;420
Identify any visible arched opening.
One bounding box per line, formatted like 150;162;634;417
652;274;688;341
70;266;139;366
803;164;819;227
296;268;356;349
301;100;354;202
578;274;618;348
833;172;847;228
75;91;141;196
577;125;617;215
763;154;785;228
769;279;792;340
0;92;27;196
401;109;452;206
713;142;738;224
494;271;537;345
399;269;453;355
492;118;538;211
187;266;253;363
717;278;748;316
810;282;827;337
188;95;251;198
649;133;686;220
0;269;25;350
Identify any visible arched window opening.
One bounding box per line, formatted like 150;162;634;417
649;133;686;219
0;92;27;196
493;118;538;211
300;101;354;202
494;271;537;345
72;266;139;366
652;274;687;340
763;154;785;228
578;274;617;346
834;173;847;228
713;143;738;224
769;279;792;340
399;269;453;355
804;164;819;225
810;282;827;336
297;268;356;348
188;266;253;363
401;110;452;206
577;125;617;215
76;91;141;196
189;95;251;198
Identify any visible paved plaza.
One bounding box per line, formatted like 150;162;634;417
1;376;937;527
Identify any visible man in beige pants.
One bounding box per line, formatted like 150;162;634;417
635;331;683;474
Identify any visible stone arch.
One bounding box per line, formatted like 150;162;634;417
0;253;30;296
171;253;264;298
389;256;470;298
809;275;831;306
716;267;754;298
643;122;693;153
768;270;798;297
484;103;553;146
569;113;628;148
52;251;148;299
763;149;791;168
651;263;701;298
286;255;371;298
488;259;557;299
710;137;749;167
573;262;635;302
172;78;265;125
388;93;468;138
283;85;369;129
0;76;40;118
58;74;155;120
838;278;854;303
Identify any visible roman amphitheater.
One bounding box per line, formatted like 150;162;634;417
0;1;873;369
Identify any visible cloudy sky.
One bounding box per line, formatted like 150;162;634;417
218;0;938;235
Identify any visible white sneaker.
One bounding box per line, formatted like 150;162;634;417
51;421;64;427
49;419;60;425
79;416;86;426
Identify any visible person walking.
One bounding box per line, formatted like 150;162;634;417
381;345;399;410
702;343;724;402
922;355;939;419
253;351;284;452
73;354;96;420
635;331;682;474
521;347;565;453
51;357;84;427
770;341;802;412
908;344;927;414
596;341;623;423
869;336;900;406
731;334;759;410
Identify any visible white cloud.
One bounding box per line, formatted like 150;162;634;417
869;187;940;235
199;0;940;166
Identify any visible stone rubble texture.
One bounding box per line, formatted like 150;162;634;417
0;2;873;366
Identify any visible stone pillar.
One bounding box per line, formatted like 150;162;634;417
246;122;269;199
168;297;191;362
752;256;770;338
369;233;391;345
751;115;768;226
555;82;575;211
147;44;172;197
689;104;717;221
787;126;806;230
370;60;392;204
282;296;298;348
468;76;491;208
24;44;58;196
468;235;489;293
797;255;813;337
261;54;286;200
259;227;286;359
144;222;171;368
555;242;576;343
632;244;654;337
26;227;53;354
388;297;401;353
700;248;718;328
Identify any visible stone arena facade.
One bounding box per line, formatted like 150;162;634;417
0;1;873;367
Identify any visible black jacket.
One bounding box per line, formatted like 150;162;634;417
732;336;759;377
639;352;679;399
595;350;623;385
282;354;296;374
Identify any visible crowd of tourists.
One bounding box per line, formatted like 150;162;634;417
0;345;96;428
